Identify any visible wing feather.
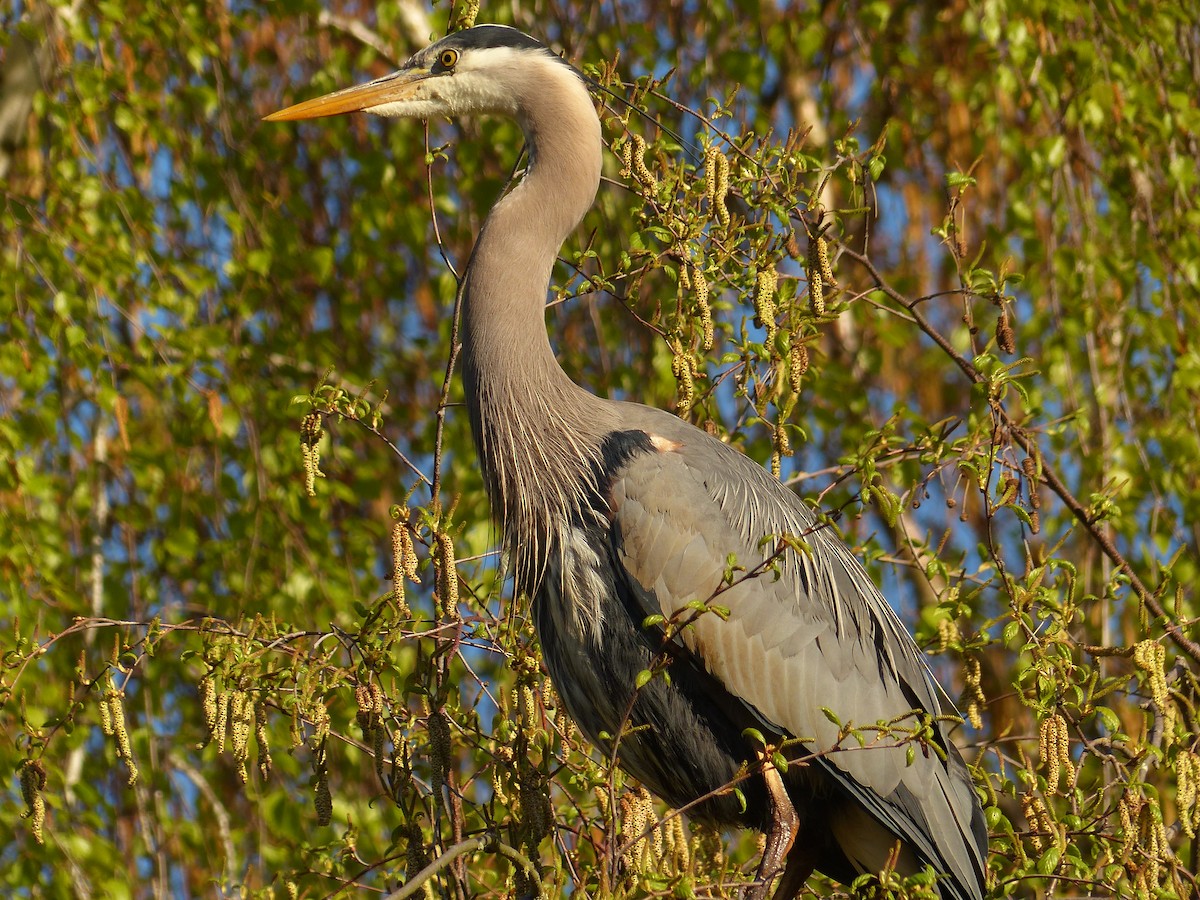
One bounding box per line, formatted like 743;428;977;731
606;430;984;897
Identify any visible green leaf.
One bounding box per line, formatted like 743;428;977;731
733;787;747;814
1036;846;1061;876
741;728;766;746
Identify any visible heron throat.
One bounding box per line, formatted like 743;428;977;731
457;56;610;592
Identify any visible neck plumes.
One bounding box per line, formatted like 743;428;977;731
460;57;609;584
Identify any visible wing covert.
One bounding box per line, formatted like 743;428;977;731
605;432;985;895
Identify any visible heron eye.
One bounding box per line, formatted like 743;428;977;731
438;49;459;69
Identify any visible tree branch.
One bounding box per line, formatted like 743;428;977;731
381;835;541;900
842;247;1200;665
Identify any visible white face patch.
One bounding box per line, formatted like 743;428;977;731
648;433;683;453
386;45;553;121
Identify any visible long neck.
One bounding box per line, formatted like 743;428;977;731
459;61;610;576
461;62;602;402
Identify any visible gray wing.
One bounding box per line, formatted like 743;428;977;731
606;422;986;897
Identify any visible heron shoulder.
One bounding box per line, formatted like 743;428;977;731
597;405;947;747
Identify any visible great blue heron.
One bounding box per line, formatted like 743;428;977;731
267;25;988;900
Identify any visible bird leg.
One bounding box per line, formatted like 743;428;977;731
770;843;817;900
746;751;800;900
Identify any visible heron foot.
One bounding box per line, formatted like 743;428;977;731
745;755;800;900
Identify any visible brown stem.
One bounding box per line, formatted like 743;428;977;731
428;121;463;510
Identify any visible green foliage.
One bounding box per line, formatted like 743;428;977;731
2;0;1197;897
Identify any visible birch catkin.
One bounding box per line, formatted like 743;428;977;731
693;260;713;351
807;236;826;316
704;146;730;228
754;266;778;344
435;531;459;618
630;133;657;188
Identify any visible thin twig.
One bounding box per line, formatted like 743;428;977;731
381;834;541;900
428;121;463;508
316;10;398;63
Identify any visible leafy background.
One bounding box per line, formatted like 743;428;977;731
2;0;1198;896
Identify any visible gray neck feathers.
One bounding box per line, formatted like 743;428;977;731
459;56;611;587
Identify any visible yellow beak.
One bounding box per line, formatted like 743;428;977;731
264;69;433;121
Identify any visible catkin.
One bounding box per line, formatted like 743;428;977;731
1021;793;1049;852
1177;750;1199;837
229;690;253;782
1118;794;1137;862
314;763;332;825
201;675;219;736
667;813;690;870
807;237;825;316
621;788;656;872
816;235;835;286
427;708;452;796
19;760;46;844
1038;712;1071;791
435;531;459;619
229;691;250;758
99;686;114;735
754;267;778;344
998;473;1018;507
389;522;409;613
519;767;552;846
300;413;324;497
108;690;139;785
492;747;510;806
996;311;1016;354
935;618;959;653
1144;804;1165;890
519;683;537;728
371;723;386;788
704;146;730;228
392;509;420;593
254;699;272;780
670;337;695;415
370;682;384;719
774;424;792;457
650;805;666;865
630;133;657;188
405;822;431;887
1055;715;1070;786
213;687;231;753
455;0;480;29
789;341;808;392
355;682;373;734
963;657;985;729
1133;640;1169;709
1022;454;1042;521
693;261;713;351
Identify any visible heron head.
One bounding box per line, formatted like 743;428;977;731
265;25;577;123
